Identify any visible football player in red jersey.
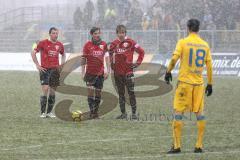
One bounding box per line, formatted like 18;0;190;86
109;25;145;120
31;27;66;118
82;27;110;119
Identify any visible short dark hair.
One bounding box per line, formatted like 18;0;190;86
187;19;200;32
49;27;58;34
116;25;127;34
90;27;100;35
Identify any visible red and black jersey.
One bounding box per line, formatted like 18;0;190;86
83;40;108;76
109;37;145;75
34;39;64;69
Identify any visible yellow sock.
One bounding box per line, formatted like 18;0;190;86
172;120;183;149
196;120;206;148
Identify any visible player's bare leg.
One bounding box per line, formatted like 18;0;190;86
167;111;183;154
46;87;56;118
194;112;206;153
40;85;49;117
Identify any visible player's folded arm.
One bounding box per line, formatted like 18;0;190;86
134;45;145;66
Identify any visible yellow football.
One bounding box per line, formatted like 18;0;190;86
72;110;82;122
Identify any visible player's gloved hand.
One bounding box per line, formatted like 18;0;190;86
81;73;85;80
106;42;112;51
164;72;172;84
111;63;115;70
205;84;212;96
58;63;64;71
104;72;109;80
36;64;46;72
131;63;138;69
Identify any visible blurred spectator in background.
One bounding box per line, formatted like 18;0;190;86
115;0;131;25
83;0;95;29
225;1;237;30
127;0;143;30
203;7;213;30
206;20;216;30
71;0;239;31
180;12;190;30
151;0;163;30
104;1;117;29
95;0;106;28
97;0;106;22
73;7;82;30
141;12;151;31
163;13;175;30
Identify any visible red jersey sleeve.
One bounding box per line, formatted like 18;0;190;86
34;40;44;52
108;42;116;64
103;43;109;57
83;42;89;57
109;41;117;55
104;43;107;52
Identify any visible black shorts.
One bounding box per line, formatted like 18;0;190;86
84;73;104;90
39;68;60;87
